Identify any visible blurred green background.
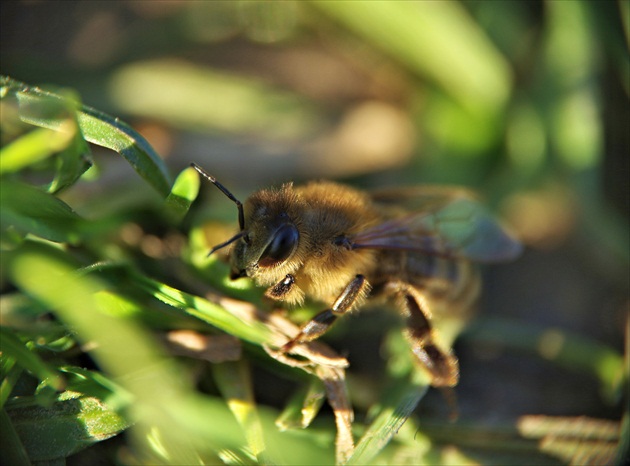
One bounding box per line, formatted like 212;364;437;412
1;1;628;465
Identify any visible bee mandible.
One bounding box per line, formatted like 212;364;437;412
191;163;522;387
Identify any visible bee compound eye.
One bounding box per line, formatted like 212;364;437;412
258;223;299;267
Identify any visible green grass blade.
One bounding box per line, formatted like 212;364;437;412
0;180;85;243
0;126;75;174
7;242;253;462
212;360;268;463
76;105;171;196
127;270;275;346
0;358;23;409
346;329;434;465
0;327;65;392
164;165;200;223
1;76;171;197
347;378;428;465
276;378;326;431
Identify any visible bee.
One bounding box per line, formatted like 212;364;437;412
191;163;522;387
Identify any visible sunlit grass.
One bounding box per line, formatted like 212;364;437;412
1;1;627;462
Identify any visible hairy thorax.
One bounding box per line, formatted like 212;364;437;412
251;181;380;305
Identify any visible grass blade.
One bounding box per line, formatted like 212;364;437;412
1;75;172;197
212;360;268;463
0;180;85;243
347;378;428;465
164;165;200;223
0;327;65;392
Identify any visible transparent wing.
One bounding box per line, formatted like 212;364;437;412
352;195;522;263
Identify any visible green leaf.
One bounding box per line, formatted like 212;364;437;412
0;180;85;243
126;270;275;346
0;328;65;392
347;373;429;465
276;378;326;431
77;105;171;196
60;366;133;413
0;357;22;409
164;165;200;223
0;80;93;192
1;76;172;197
5;391;130;462
0;126;75;174
212;360;267;462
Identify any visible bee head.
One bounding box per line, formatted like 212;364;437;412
229;194;300;280
190;164;301;280
229;215;299;279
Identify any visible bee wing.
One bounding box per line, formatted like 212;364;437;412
352;196;522;263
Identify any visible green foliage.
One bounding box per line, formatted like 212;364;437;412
1;1;628;464
0;77;340;464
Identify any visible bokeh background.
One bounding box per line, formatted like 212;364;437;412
2;1;628;464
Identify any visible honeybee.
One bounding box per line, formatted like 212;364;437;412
191;163;522;387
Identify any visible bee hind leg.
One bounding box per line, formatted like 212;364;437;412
281;274;369;352
397;287;459;388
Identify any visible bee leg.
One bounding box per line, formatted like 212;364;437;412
401;291;459;387
266;274;296;300
281;274;368;352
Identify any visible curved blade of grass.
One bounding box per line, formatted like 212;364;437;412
346;329;437;465
76;105;171;196
126;270;275;346
0;125;75;174
164;165;200;223
212;360;268;463
1;76;171;197
276;378;326;431
347;378;428;465
0;328;66;393
1;358;22;409
7;242;251;463
0;78;93;192
47;130;92;194
0;180;85;243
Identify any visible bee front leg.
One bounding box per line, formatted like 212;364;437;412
281;275;369;352
266;274;296;300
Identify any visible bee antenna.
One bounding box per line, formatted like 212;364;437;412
206;230;248;256
191;163;245;231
